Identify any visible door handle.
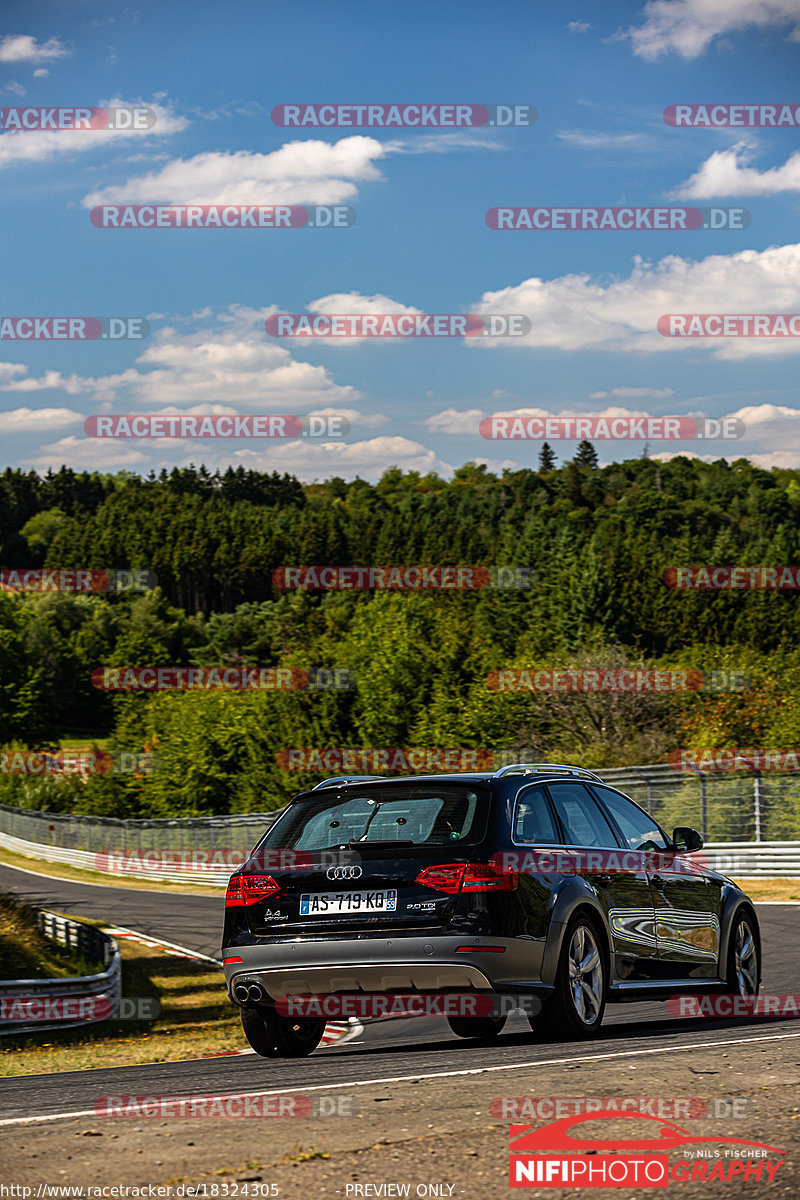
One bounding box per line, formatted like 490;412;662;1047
650;874;666;890
594;874;613;887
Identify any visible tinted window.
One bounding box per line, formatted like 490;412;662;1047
546;782;619;848
263;786;487;850
591;786;668;852
513;785;560;844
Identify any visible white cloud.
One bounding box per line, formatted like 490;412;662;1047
618;0;800;60
0;35;69;63
427;401;800;468
24;436;149;472
590;387;675;399
672;143;800;197
0;98;188;169
468;243;800;359
3;81;26;97
271;292;425;347
105;315;360;409
557;131;648;149
568;21;592;32
0;363;85;393
0;308;361;413
82;136;388;208
472;456;521;472
0;407;83;432
184;436;453;482
423;408;485;435
33;68;49;79
384;132;506;154
653;406;800;467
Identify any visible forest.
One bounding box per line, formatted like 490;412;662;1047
1;446;799;817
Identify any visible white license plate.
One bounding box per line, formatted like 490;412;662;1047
299;889;398;916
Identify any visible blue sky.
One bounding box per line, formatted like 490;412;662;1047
2;0;800;480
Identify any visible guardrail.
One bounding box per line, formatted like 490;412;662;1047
0;803;282;886
2;819;800;882
0;911;121;1036
700;842;800;878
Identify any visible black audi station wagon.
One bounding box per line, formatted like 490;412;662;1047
221;764;761;1057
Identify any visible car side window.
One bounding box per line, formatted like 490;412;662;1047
590;786;668;852
546;782;619;848
513;785;560;844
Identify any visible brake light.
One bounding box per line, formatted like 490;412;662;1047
415;864;467;894
415;863;518;894
462;863;518;891
225;874;280;907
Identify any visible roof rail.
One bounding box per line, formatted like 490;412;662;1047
494;762;603;782
311;775;385;791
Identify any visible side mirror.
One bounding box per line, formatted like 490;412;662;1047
672;826;703;853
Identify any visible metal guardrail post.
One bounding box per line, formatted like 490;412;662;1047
753;769;763;843
631;766;654;811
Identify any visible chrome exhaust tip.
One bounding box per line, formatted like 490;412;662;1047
247;983;265;1003
233;984;251;1004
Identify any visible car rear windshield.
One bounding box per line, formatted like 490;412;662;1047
262;785;490;850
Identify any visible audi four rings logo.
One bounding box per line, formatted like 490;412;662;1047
327;865;362;880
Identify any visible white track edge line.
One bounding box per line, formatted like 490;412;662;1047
2;1029;800;1128
102;923;221;965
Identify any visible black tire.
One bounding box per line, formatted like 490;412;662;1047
533;913;607;1040
240;1005;326;1058
447;1013;507;1040
726;908;760;999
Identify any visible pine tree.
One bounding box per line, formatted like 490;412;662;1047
538;443;557;472
574;440;599;469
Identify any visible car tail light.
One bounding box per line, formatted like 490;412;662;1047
415;864;467;894
461;863;518;891
225;873;280;907
415;863;518;894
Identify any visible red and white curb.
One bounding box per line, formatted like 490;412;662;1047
102;924;221;964
321;1018;364;1047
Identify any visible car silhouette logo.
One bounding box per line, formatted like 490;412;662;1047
510;1111;784;1155
326;865;362;880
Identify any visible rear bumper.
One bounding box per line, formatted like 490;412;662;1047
222;934;544;1002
